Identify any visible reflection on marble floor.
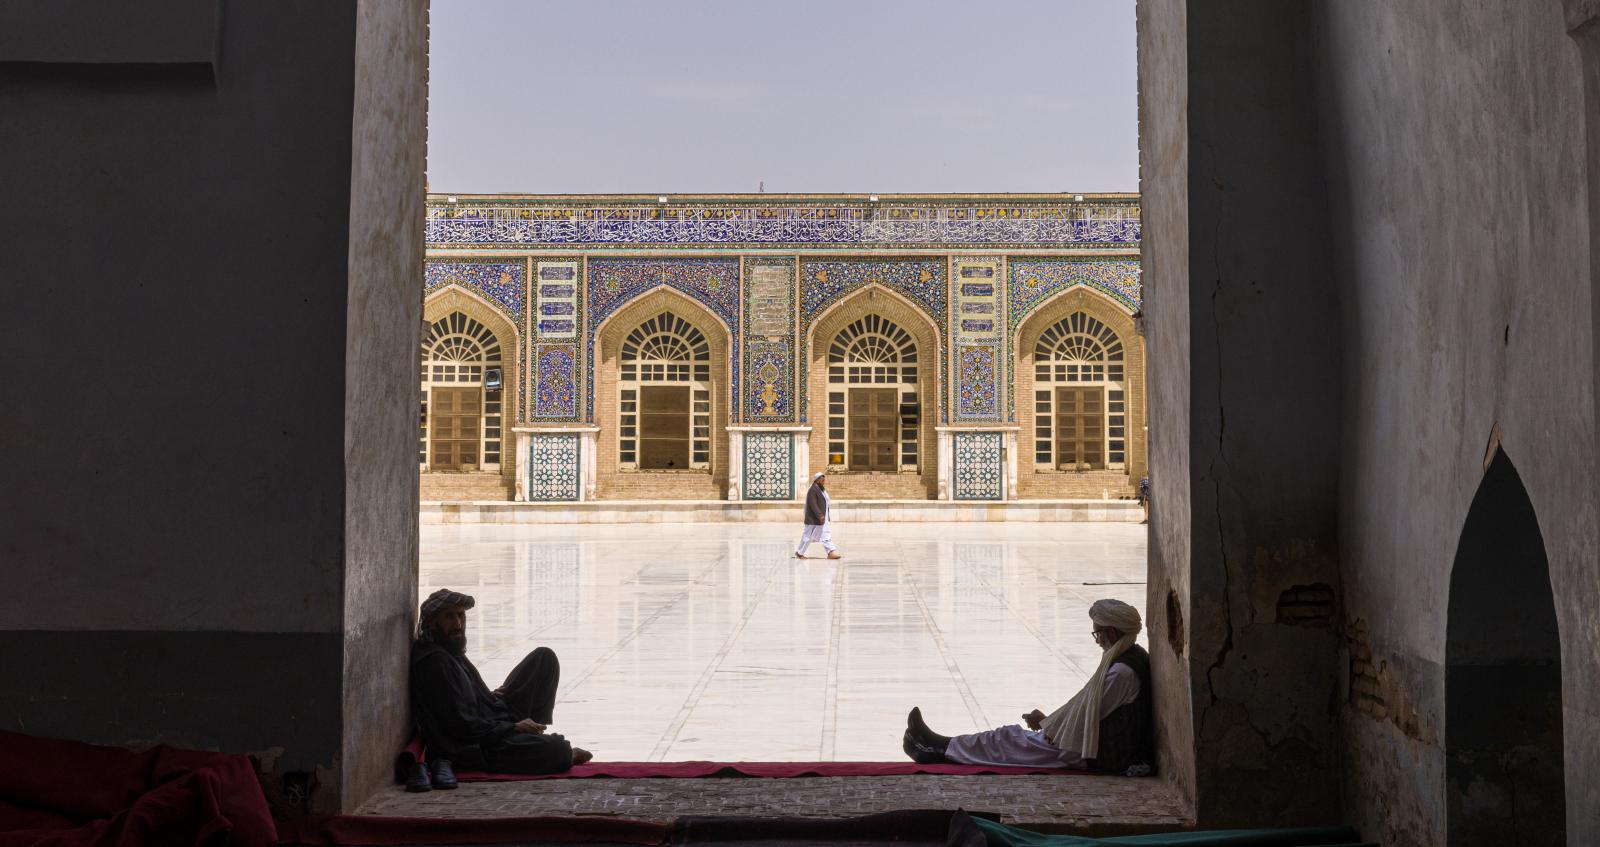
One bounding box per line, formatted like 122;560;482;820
420;522;1147;762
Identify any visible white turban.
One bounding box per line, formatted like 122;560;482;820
1039;599;1142;761
812;472;826;483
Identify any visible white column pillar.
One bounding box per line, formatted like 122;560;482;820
937;429;952;500
513;432;529;502
1004;430;1020;500
727;429;744;501
792;431;809;501
579;430;598;502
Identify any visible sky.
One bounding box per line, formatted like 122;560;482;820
426;1;1137;195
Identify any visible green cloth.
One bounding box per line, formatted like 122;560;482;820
972;816;1375;847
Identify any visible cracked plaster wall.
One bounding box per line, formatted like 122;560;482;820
1139;0;1345;827
1312;2;1600;844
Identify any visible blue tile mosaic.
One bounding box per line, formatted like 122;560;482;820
424;260;525;322
427;203;1141;248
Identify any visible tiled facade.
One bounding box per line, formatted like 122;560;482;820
421;194;1143;503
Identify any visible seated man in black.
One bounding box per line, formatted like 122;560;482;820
407;588;592;791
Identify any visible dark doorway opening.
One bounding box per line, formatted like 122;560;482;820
1446;448;1565;846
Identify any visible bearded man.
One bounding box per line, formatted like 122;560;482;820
902;598;1153;776
408;588;592;791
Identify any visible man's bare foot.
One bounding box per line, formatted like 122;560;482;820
571;747;593;766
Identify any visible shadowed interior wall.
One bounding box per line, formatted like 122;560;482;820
1313;2;1598;843
0;0;426;815
1139;0;1346;826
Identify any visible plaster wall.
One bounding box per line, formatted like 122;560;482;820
1310;2;1600;843
1140;0;1346;827
341;0;428;814
0;0;425;814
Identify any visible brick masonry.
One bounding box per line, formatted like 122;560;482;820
357;775;1190;832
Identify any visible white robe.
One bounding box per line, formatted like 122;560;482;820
795;489;835;553
944;663;1141;768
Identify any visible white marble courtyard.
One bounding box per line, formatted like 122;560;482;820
420;521;1148;762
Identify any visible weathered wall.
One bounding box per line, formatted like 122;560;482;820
1311;2;1599;844
1135;0;1196;814
0;0;425;815
1140;0;1347;827
342;0;427;814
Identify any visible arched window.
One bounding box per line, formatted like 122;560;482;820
825;315;920;472
618;312;711;471
1033;312;1126;470
420;312;503;471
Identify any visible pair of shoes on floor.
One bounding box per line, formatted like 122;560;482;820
404;758;458;792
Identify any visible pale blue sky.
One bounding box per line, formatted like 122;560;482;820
426;1;1137;194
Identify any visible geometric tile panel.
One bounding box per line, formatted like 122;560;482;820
528;434;581;502
742;432;794;500
1007;259;1142;324
952;431;1004;500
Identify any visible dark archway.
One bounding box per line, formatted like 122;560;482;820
1446;448;1565;846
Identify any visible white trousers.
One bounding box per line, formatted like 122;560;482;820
795;523;837;554
944;724;1085;769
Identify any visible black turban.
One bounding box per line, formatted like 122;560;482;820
419;588;476;627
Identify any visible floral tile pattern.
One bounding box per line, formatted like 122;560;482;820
425;260;526;322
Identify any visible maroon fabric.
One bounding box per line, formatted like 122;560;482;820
0;730;276;847
279;814;667;846
454;760;1083;780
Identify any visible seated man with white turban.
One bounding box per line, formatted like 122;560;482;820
902;598;1154;776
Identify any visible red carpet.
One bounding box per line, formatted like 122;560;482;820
0;730;276;847
396;734;1084;782
279;814;667;846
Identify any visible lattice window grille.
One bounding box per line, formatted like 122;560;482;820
618;312;712;471
420;312;503;471
826;315;920;472
1033;312;1126;470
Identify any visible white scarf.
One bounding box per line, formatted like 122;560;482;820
1039;599;1142;759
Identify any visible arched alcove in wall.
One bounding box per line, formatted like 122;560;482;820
1445;448;1565;846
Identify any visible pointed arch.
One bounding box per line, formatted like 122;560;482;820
1446;447;1565;847
1013;286;1144;499
419;285;521;488
593;286;732;500
804;284;941;499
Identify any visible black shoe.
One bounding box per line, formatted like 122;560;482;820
902;729;948;765
430;757;458;790
908;707;952;749
404;761;432;792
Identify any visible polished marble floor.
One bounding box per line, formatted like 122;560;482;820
420;522;1147;762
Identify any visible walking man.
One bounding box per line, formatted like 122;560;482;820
795;471;841;559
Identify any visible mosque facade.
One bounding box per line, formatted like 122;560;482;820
420;193;1143;503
